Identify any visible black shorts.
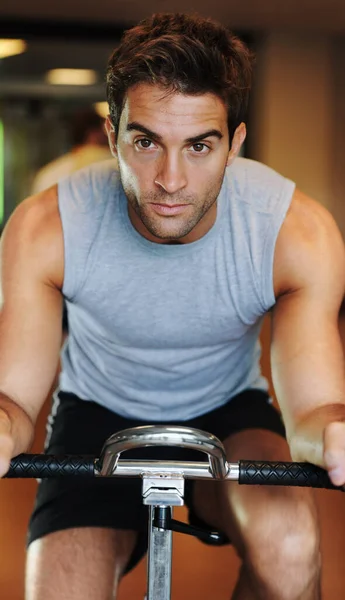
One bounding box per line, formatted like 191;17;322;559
28;388;285;572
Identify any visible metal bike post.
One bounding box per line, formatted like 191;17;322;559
147;506;172;600
142;474;185;600
96;425;230;600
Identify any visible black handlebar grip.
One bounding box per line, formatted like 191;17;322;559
4;454;96;478
239;460;343;491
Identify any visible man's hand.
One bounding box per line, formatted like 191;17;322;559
288;404;345;487
0;410;15;477
0;399;35;478
323;421;345;485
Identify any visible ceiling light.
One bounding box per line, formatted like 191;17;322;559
46;69;98;86
0;39;27;59
94;102;109;118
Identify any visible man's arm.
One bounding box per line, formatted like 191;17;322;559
0;187;64;476
271;188;345;485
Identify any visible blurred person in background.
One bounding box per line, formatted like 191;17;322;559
31;107;111;194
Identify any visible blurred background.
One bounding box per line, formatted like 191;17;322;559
1;0;345;598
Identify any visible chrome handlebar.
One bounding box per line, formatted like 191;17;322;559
97;425;229;479
6;424;339;491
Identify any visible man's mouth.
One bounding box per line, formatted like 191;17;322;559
149;203;190;216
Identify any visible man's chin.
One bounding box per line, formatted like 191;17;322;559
145;227;188;242
141;215;193;242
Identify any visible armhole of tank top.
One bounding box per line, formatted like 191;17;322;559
57;178;84;301
260;179;296;311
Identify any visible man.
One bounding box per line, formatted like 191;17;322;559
31;107;111;194
0;12;345;600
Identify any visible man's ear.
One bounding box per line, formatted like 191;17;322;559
226;123;247;166
105;115;117;158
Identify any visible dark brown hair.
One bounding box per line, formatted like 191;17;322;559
106;13;254;142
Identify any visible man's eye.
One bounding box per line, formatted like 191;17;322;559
191;143;209;153
136;139;154;149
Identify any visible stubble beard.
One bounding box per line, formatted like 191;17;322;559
121;173;225;241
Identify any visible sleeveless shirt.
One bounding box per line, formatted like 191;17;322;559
57;157;295;420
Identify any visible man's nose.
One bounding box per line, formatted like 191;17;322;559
154;153;187;194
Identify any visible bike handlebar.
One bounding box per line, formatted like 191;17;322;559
3;425;343;492
5;454;95;478
98;425;229;478
4;455;343;492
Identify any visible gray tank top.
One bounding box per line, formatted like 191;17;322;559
58;157;295;421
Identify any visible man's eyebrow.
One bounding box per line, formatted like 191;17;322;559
126;123;223;144
185;129;223;144
126;122;162;141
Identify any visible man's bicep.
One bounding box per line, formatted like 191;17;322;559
0;192;64;422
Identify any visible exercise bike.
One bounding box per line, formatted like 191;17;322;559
5;425;344;599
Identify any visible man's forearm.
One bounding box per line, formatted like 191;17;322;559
285;401;345;435
285;402;345;468
0;392;35;456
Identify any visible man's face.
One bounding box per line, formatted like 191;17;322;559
107;84;245;243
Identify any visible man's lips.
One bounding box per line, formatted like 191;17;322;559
149;203;190;216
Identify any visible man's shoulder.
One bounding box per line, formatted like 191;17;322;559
225;157;296;215
282;189;338;247
227;157;293;187
56;160;121;222
33;154;117;195
11;187;60;239
1;187;63;282
61;158;119;189
274;189;345;298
